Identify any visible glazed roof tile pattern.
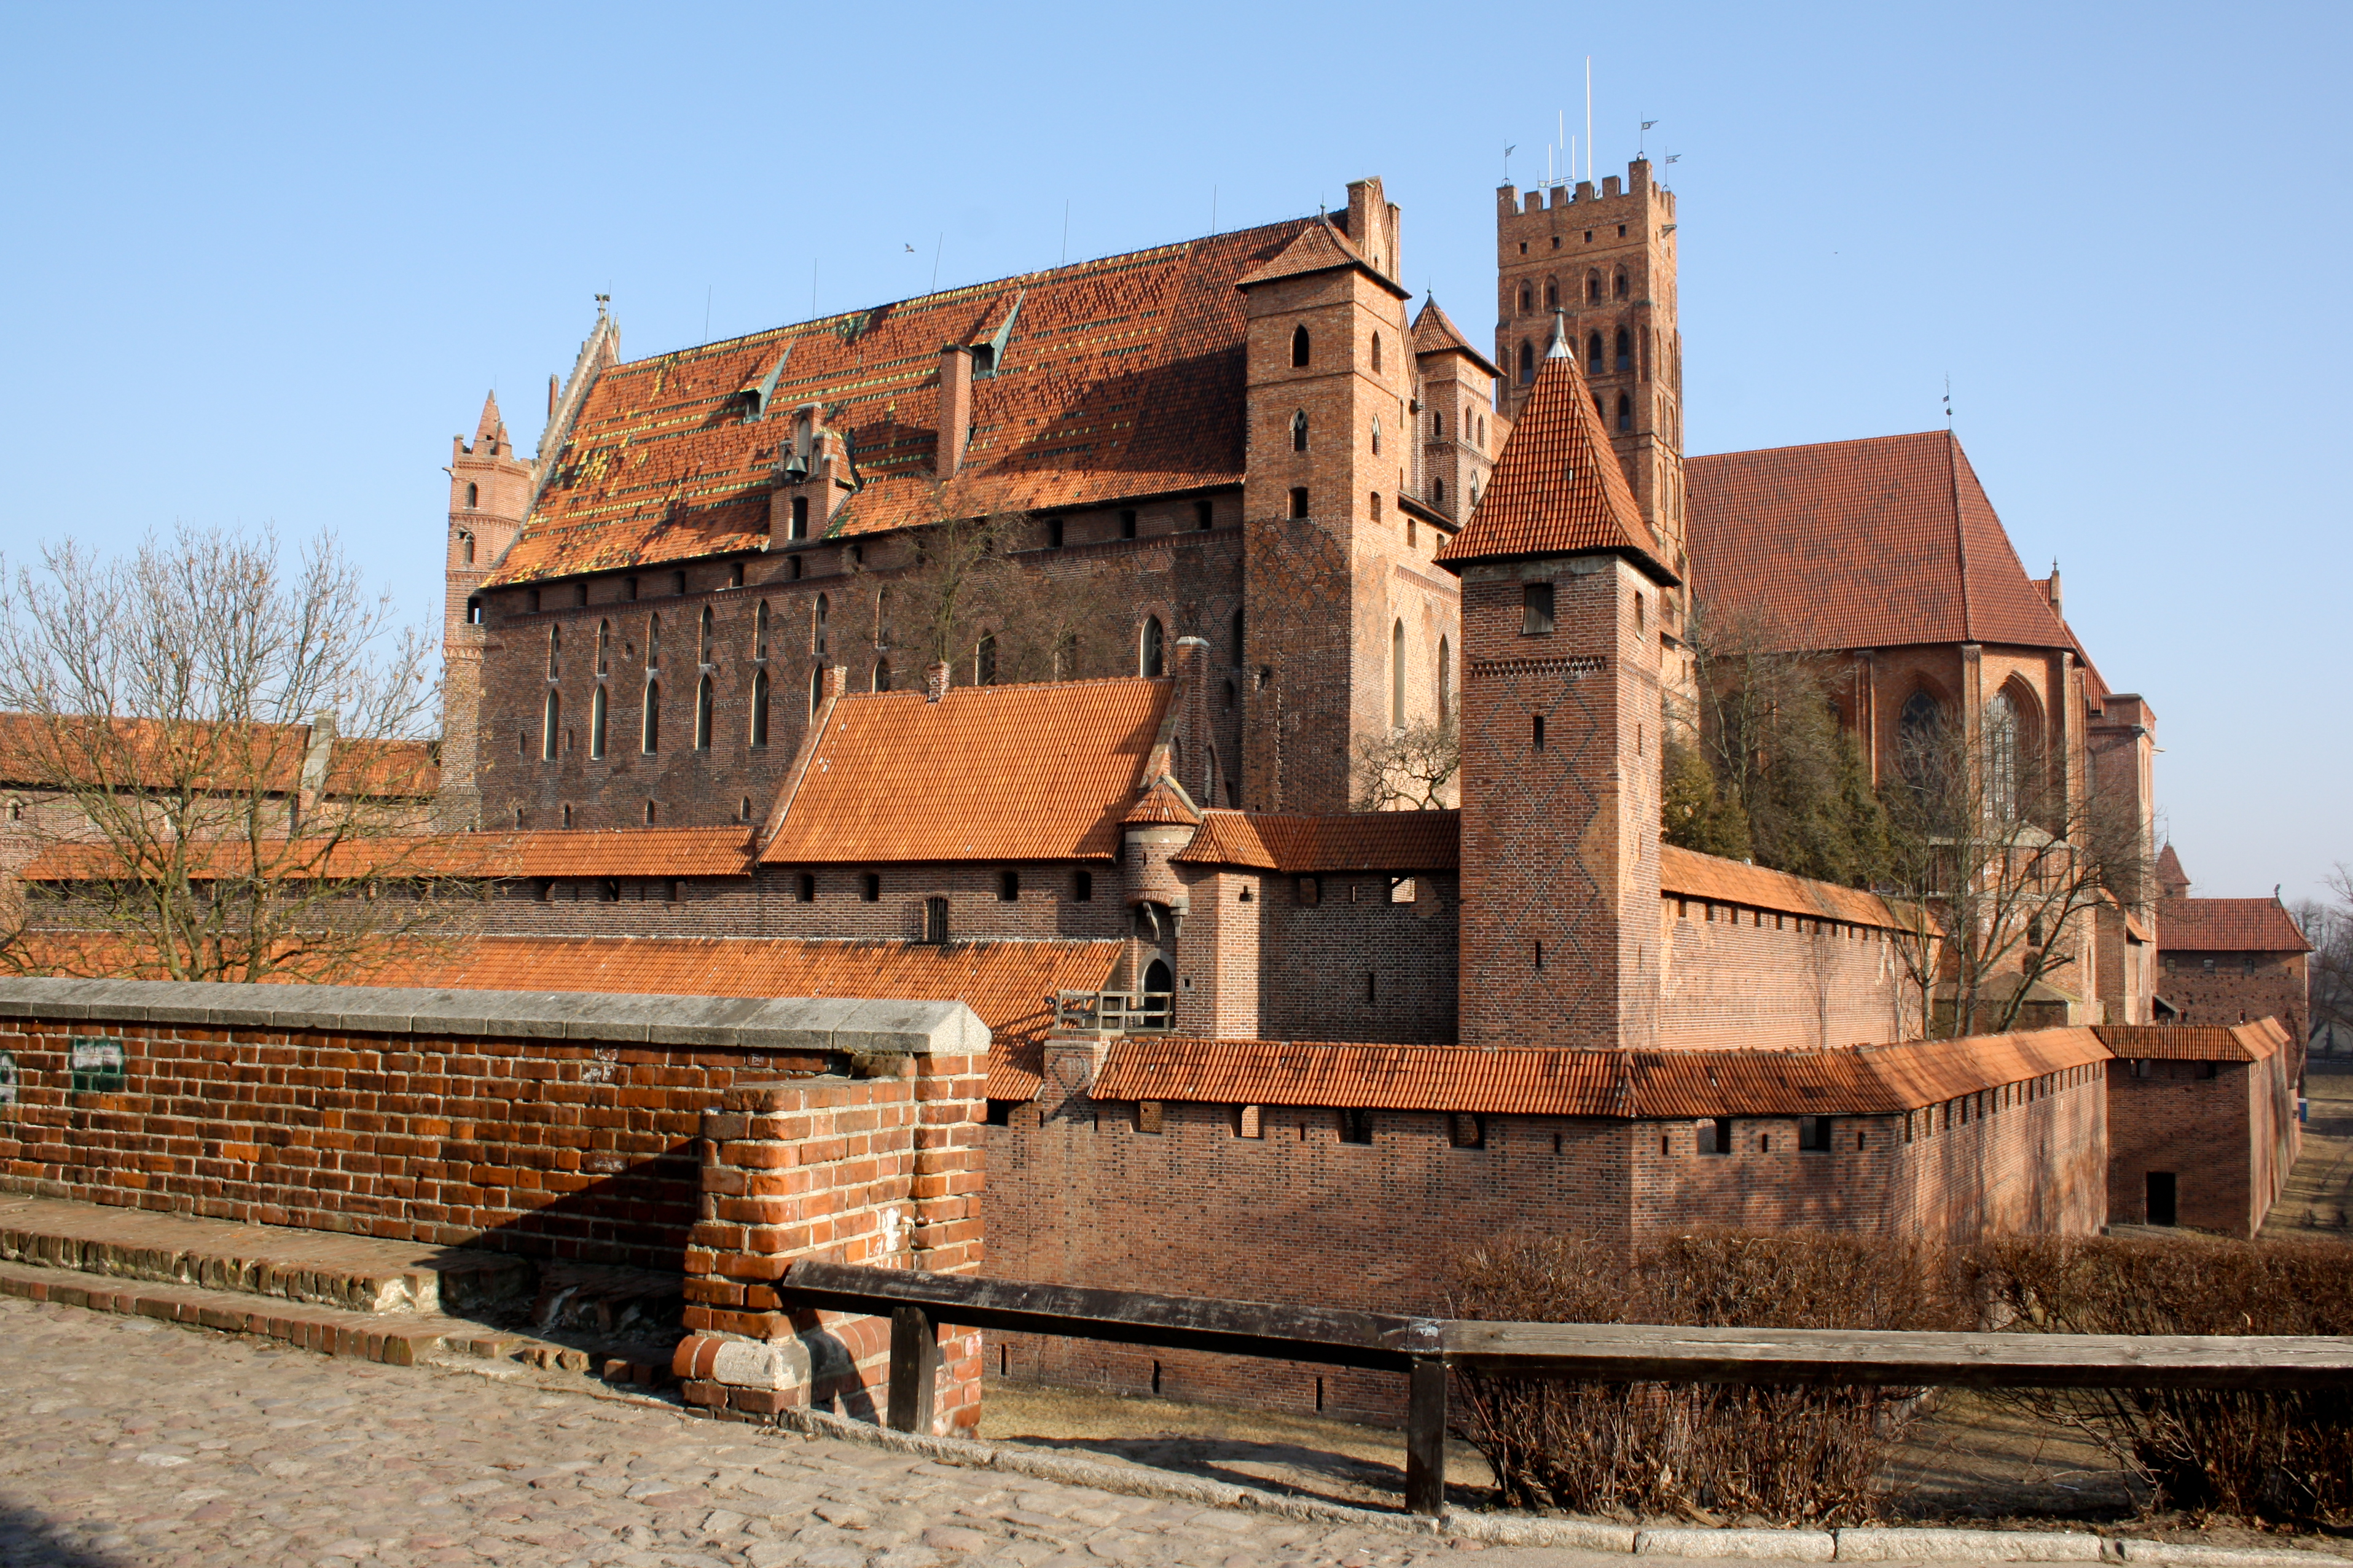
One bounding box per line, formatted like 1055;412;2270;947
2156;897;2312;953
1411;298;1500;377
1685;431;2073;653
1090;1027;2112;1118
2095;1020;2290;1063
1174;809;1462;873
487;220;1320;585
18;825;754;883
761;678;1169;865
1434;353;1669;578
1659;844;1906;930
1232;220;1407;298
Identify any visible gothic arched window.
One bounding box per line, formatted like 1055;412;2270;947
464;482;478;509
1390;618;1406;729
641;681;660;753
1436;636;1452;725
753;601;769;660
1587;271;1602;302
595;618;609;675
749;669;770;747
1614;268;1629;299
1588;332;1604;373
1518;341;1534;383
1616;392;1633;431
1615;328;1632;372
1517;284;1532;312
589;685;607;759
1431;410;1443;440
1140;615;1165;677
976;634;998;686
808;665;824;716
1431;476;1444;509
697;606;712;663
813;593;828;655
546;624;560;679
1370;415;1382;456
1291;409;1308;451
1545;279;1559;308
1986;690;2021;821
694;676;713;751
1290;325;1311;368
541;692;560;761
1898;690;1943;788
1371;332;1382;373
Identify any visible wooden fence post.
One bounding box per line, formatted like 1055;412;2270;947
888;1305;939;1433
1405;1357;1447;1518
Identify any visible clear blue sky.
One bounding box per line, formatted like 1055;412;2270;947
2;2;2344;903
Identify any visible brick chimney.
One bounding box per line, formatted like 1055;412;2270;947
925;661;951;704
937;346;973;477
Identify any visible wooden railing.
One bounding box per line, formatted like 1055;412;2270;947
1051;989;1173;1035
779;1262;2353;1518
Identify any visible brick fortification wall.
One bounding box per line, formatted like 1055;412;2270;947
0;980;984;1276
2105;1050;2298;1237
981;1059;2106;1422
2161;951;2309;1055
1657;899;1909;1051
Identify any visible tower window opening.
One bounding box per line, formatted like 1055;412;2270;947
813;593;828;655
1615;328;1632;372
1436;635;1452;723
1431;410;1444;440
749;669;770;747
1545;279;1558;308
697;605;713;663
1370;415;1382;456
1523;581;1556;634
694;676;713;750
466;596;483;625
1369;491;1382;523
1518;341;1534;383
1371;332;1382;373
589;685;607;759
791;496;808;539
1532;714;1546;749
874;658;891;692
1431;477;1443;510
670;571;686;595
1588;332;1603;373
1291;409;1309;451
596;618;611;674
1230;607;1245;665
460;534;475;565
1121;508;1138;539
1290;325;1311;368
527;588;541;614
464;481;478;508
976;633;998;685
1517;284;1532;312
541;692;560;760
1140;615;1166;677
640;682;660;753
1617;392;1633;431
1587;271;1602;303
1289;486;1310;519
753;600;769;660
1390;618;1406;729
1614;268;1629;299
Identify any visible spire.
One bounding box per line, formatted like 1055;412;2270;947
474;392;503;445
1545;307;1572;359
1435;348;1673;580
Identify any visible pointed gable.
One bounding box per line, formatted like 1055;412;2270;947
1433;353;1672;580
1685;431;2072;652
1124;775;1202;826
1410;298;1501;377
2156;843;2190;898
1234;221;1411;299
474;392;505;446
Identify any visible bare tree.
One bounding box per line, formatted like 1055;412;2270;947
1350;717;1460;811
1877;713;2151;1039
2297;866;2353;1051
887;488;1137;687
0;525;474;983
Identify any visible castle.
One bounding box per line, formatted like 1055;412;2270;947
0;162;2305;1424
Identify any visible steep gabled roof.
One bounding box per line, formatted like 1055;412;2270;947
759;677;1170;865
2156;843;2190;895
1233;220;1410;298
1434;350;1672;580
1411;297;1501;378
488;219;1321;585
1684;431;2072;652
2156;897;2312;954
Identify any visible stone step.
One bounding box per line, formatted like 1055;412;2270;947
0;1257;463;1366
0;1192;534;1316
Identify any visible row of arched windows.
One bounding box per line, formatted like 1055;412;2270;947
1288;324;1386;374
1387;622;1452;730
1514;269;1631;314
1515;323;1647;386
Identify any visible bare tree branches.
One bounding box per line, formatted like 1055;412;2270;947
1351;717;1460;811
885;491;1123;687
0;525;469;983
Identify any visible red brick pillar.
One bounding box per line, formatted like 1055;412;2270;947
678;1051;986;1437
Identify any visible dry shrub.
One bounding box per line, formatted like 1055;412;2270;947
1447;1231;1971;1524
1976;1234;2353;1524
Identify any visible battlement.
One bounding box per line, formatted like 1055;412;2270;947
1497;159;1674;225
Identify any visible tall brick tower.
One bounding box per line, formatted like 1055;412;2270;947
1235;179;1428;813
1494;161;1685;584
1436;338;1678;1051
436;393;534;830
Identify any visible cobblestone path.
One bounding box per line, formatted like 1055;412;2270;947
0;1296;1610;1568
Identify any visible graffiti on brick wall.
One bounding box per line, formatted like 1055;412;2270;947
68;1037;125;1094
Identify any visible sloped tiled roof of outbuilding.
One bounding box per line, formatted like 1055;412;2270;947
1659;844;1907;930
0;714;437;800
2095;1020;2290;1063
17;825;756;883
760;677;1169;865
1684;431;2072;653
487;219;1321;585
1434;349;1671;579
1090;1027;2109;1118
2155;897;2312;953
1175;809;1461;873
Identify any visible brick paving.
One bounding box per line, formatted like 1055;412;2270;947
0;1295;1627;1568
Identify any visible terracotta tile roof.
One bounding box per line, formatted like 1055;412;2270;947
486;220;1323;585
1659;844;1908;930
1411;298;1501;378
1434;350;1671;579
2096;1020;2289;1063
1173;809;1461;872
0;714;435;799
18;825;754;884
1684;431;2072;652
1090;1028;2111;1118
2156;843;2190;893
2156;897;2310;953
1123;776;1201;825
759;677;1169;865
1232;221;1409;297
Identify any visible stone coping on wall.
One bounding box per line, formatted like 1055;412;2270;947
0;977;987;1056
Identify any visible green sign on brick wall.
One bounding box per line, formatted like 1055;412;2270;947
68;1036;125;1094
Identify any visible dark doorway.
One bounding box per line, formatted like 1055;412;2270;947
2147;1171;2178;1226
